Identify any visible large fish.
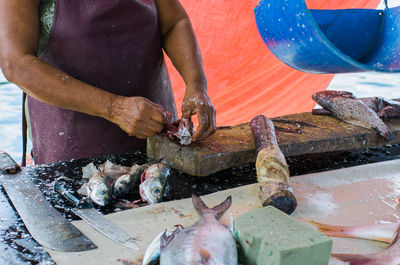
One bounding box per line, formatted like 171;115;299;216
309;220;400;265
313;96;400;119
159;195;238;265
312;90;395;141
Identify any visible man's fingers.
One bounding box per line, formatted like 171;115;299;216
192;112;209;142
147;103;168;125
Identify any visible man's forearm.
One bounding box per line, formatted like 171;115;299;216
5;54;115;121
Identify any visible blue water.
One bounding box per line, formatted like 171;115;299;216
1;70;400;164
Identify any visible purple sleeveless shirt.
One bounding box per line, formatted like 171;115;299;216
28;0;177;164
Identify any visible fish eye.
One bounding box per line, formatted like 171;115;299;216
121;181;127;186
99;190;106;195
153;187;161;195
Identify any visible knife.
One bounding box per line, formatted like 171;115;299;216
54;178;139;251
0;151;96;252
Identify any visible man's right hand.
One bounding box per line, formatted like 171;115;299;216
108;96;169;139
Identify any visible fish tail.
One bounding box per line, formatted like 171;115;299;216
331;253;377;265
192;195;232;219
308;220;357;238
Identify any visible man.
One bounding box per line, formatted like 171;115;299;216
0;0;216;164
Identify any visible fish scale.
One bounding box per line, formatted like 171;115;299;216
312;90;395;141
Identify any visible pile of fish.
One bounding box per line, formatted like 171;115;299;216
142;195;238;265
81;160;170;207
312;90;397;141
308;220;400;265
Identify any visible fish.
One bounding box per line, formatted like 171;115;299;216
312;90;395;141
164;118;194;145
139;163;170;204
97;160;131;178
113;162;153;197
82;162;114;206
313;96;400;119
250;115;297;214
159;195;238;265
309;220;400;265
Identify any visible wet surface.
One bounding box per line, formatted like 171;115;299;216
1;145;400;264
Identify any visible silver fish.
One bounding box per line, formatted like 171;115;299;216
139;163;170;204
312;90;395;141
160;195;238;265
113;162;152;197
310;220;400;265
82;162;113;206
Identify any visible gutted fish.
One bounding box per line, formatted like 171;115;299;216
164;118;194;145
250;115;297;214
139;163;170;204
309;220;400;265
82;162;113;206
160;195;238;265
312;90;395;141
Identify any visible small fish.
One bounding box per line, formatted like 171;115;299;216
82;162;113;206
165;118;194;145
160;195;238;265
309;220;400;265
312;90;395;141
139;163;170;204
113;162;152;197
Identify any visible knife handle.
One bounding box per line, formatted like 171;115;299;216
54;178;91;209
0;151;21;174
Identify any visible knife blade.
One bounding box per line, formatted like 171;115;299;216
54;178;139;250
0;152;96;252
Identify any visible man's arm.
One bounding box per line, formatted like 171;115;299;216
156;0;216;141
0;0;166;139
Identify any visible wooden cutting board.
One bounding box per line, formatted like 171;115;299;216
147;111;400;176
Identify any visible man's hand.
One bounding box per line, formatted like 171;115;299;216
182;83;216;142
109;96;168;139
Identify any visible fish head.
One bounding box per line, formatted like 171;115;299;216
114;174;132;197
90;181;112;206
139;177;164;204
142;163;170;181
312;90;354;101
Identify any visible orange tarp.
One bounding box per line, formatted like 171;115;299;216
167;0;381;126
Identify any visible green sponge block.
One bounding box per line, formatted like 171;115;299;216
234;206;332;265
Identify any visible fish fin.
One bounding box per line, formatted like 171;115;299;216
199;248;211;264
375;122;396;141
388;222;400;247
211;196;232;220
77;182;88;197
311;108;332;116
192;194;209;216
307;220;393;243
160;226;183;251
228;213;234;233
192;195;232;219
331;253;376;265
82;162;98;179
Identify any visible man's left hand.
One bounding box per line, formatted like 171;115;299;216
182;83;216;142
